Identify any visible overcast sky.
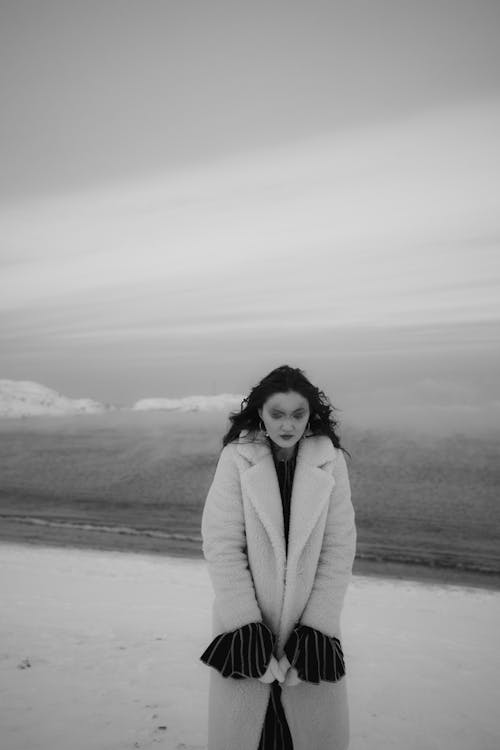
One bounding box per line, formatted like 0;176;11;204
1;1;499;433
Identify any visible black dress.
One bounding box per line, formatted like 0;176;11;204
200;438;346;750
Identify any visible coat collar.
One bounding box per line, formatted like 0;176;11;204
235;428;336;467
235;429;336;569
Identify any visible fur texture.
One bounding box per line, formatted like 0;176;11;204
201;430;357;750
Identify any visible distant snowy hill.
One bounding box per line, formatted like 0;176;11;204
0;380;244;418
0;380;116;418
132;393;244;412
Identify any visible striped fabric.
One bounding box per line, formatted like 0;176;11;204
199;620;275;679
284;623;345;684
200;436;346;749
200;620;345;684
258;681;294;750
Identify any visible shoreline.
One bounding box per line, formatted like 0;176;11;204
1;520;499;592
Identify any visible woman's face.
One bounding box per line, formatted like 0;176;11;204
258;391;310;449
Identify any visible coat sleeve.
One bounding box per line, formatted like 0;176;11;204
298;448;356;637
201;444;264;630
199;620;275;679
283;622;345;684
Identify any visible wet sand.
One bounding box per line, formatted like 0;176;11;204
1;518;499;592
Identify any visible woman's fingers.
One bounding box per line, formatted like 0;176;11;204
257;660;276;683
278;654;291;675
269;655;285;683
284;667;301;687
258;655;301;685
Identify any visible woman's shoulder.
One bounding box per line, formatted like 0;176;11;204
216;438;253;466
307;436;349;478
318;434;346;458
220;432;269;463
216;441;239;464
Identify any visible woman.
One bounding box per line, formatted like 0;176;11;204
199;365;357;750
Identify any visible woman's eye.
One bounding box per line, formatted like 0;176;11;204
271;413;305;419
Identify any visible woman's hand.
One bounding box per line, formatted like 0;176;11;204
283;666;301;686
258;654;302;685
278;654;301;687
258;655;286;683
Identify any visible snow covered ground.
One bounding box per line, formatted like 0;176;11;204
0;542;499;750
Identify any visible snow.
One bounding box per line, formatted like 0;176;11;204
0;543;498;750
0;379;243;418
0;379;114;418
132;394;244;412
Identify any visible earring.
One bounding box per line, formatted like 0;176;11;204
302;421;311;439
259;419;269;437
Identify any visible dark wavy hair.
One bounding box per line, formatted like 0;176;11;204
222;364;351;460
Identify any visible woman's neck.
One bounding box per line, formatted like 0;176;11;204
268;438;298;462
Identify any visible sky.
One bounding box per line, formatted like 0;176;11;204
1;1;499;433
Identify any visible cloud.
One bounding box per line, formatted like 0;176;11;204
0;98;499;340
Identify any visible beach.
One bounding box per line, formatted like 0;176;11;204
1;540;499;750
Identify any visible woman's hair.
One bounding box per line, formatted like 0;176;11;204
222;364;351;459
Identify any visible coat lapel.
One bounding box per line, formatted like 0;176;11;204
236;430;336;569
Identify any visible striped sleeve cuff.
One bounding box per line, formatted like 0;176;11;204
199;621;276;679
283;623;346;684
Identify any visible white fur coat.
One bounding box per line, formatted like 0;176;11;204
201;429;357;750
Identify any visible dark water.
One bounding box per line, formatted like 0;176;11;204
1;409;499;589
